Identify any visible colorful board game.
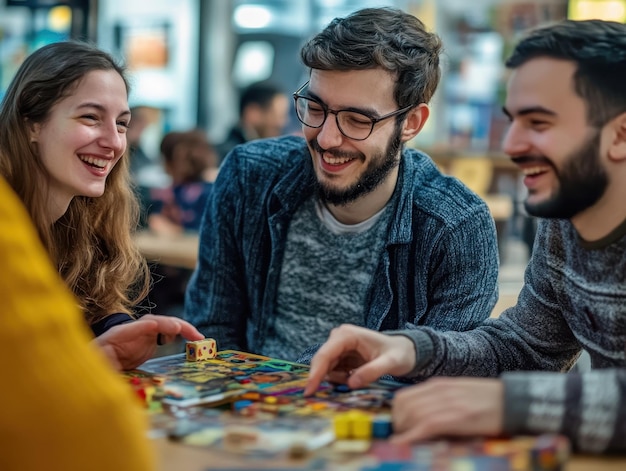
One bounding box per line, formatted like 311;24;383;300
127;350;570;470
132;350;320;406
131;350;400;409
127;350;400;445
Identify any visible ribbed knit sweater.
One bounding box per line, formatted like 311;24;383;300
185;135;500;359
395;217;626;453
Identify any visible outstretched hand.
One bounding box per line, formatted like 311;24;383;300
304;324;416;395
94;314;204;370
390;377;504;443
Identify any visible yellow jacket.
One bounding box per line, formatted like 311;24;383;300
0;176;154;471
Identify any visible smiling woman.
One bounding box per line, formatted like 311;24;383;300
29;69;131;221
0;41;203;370
0;41;147;326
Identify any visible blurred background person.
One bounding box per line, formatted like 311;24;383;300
126;105;165;228
148;129;217;235
216;80;290;162
146;129;217;317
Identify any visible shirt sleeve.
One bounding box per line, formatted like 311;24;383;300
387;221;580;380
90;312;134;336
503;369;626;453
406;201;500;333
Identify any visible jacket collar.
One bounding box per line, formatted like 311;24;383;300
269;140;427;246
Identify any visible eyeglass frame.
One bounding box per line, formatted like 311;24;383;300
292;81;415;141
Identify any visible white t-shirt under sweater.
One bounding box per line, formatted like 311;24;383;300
261;196;391;361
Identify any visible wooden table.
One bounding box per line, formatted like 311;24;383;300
134;231;199;270
155;437;626;470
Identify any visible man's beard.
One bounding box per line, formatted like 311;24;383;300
521;130;608;219
311;125;403;206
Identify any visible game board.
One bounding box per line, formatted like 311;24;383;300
169;411;336;457
128;350;571;469
132;350;401;409
133;350;321;406
128;350;401;456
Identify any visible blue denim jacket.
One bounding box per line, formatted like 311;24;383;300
184;135;499;358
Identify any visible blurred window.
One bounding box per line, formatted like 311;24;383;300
233;40;275;88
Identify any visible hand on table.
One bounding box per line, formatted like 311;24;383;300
94;314;204;370
304;324;416;395
391;377;504;443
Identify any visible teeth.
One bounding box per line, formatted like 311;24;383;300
323;154;353;165
522;166;549;176
79;155;108;169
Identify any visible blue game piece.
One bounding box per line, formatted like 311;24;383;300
334;384;352;393
232;399;253;411
372;414;393;439
361;463;428;471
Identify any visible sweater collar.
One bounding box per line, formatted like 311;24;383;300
269;142;427;246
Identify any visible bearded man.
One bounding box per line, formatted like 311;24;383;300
184;7;499;362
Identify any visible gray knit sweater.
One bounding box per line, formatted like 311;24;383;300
394;217;626;453
185;135;499;359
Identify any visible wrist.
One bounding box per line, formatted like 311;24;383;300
384;329;434;378
397;335;417;374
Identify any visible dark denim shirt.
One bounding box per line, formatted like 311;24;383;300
90;313;133;336
184;135;499;359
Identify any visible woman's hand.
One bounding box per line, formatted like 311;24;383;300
94;314;204;370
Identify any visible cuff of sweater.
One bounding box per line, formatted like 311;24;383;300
90;313;134;337
501;372;531;435
502;371;568;436
383;329;434;378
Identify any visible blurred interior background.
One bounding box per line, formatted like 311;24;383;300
1;0;623;322
4;0;624;152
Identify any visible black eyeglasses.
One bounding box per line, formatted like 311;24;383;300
292;81;414;141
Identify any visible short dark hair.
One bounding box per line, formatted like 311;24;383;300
300;7;442;108
506;19;626;127
239;81;284;116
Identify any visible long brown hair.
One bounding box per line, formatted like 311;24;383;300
0;41;149;323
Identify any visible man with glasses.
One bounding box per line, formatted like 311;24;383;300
185;7;499;362
305;19;626;454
